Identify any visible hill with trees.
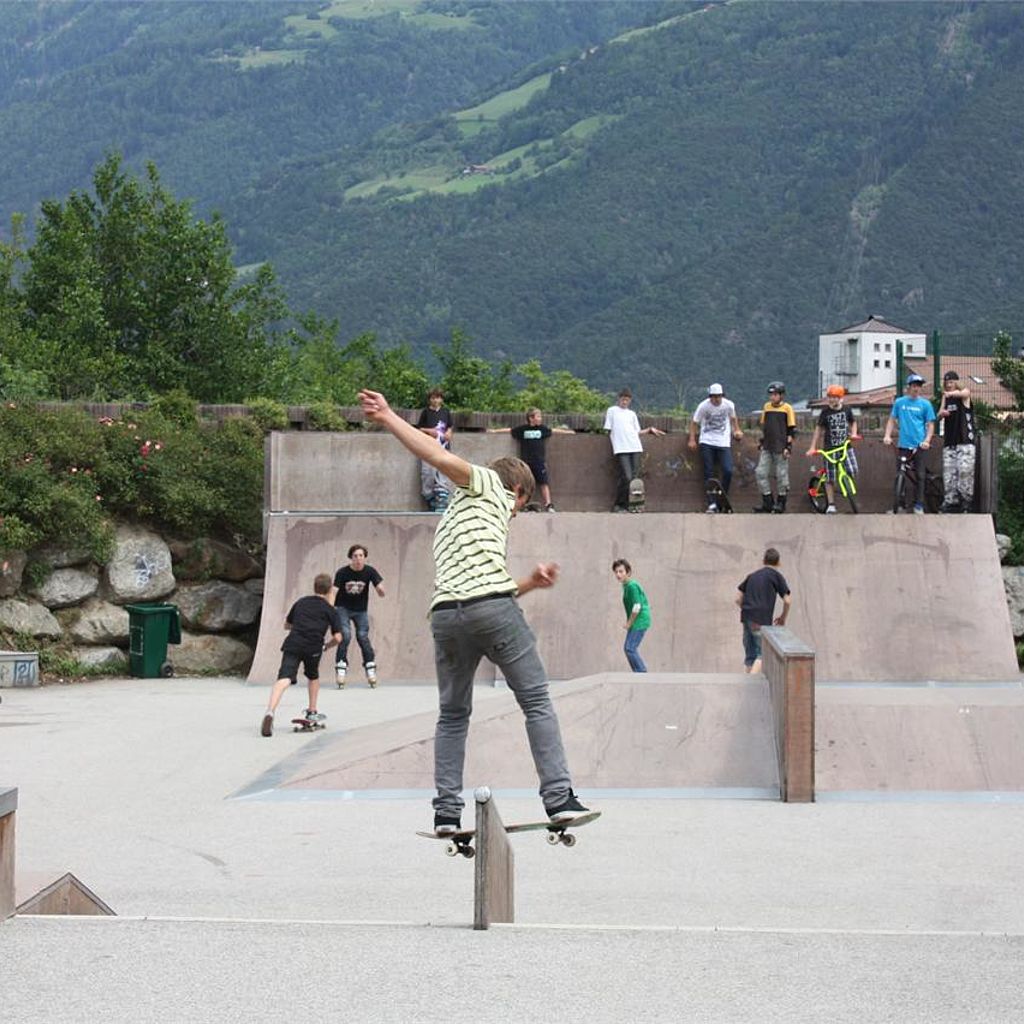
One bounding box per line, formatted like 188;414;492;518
2;2;1024;409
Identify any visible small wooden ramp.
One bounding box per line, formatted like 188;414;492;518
16;872;115;916
255;674;781;799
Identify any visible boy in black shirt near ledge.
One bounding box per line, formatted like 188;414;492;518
489;408;574;511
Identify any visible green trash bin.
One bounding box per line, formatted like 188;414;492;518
126;603;182;678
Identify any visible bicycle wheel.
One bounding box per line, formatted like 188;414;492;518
924;473;943;514
807;474;829;514
893;472;907;513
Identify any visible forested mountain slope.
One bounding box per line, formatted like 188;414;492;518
0;0;668;227
4;2;1024;409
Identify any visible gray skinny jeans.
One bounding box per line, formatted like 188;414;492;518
430;595;571;817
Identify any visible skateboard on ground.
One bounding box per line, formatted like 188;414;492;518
291;717;326;733
704;477;732;513
417;810;602;858
627;477;645;513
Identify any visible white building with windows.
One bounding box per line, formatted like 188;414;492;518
817;315;927;396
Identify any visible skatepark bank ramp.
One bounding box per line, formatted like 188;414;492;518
249;513;1017;685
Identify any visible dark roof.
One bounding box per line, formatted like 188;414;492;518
830;314;918;336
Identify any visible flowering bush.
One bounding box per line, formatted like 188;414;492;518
0;402;263;560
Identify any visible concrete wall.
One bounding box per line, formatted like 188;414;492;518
265;429;958;516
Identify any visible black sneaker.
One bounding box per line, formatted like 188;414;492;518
434;813;462;836
547;789;589;822
260;713;273;737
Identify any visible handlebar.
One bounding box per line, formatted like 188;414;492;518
808;435;861;456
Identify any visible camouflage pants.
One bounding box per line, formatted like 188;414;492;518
942;444;975;504
755;450;790;495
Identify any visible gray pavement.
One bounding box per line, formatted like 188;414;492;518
2;676;1024;1022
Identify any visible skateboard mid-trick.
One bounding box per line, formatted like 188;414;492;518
417;811;602;858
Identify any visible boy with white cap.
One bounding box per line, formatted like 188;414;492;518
688;383;744;511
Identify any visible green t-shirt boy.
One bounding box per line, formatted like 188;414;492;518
620;577;651;631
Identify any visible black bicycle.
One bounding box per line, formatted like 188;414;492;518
892;446;943;514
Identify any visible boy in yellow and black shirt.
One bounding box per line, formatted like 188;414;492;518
753;381;796;513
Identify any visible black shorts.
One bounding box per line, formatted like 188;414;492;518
526;460;549;485
277;649;321;683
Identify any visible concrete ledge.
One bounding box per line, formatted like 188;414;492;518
761;627;815;802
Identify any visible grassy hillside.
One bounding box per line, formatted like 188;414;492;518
4;2;1024;411
221;1;1024;409
0;0;668;224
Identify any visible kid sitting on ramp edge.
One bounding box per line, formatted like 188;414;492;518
358;387;591;835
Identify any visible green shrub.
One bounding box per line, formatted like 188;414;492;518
245;396;288;432
0;403;114;560
305;401;348;432
0;401;265;555
996;433;1024;566
150;388;199;426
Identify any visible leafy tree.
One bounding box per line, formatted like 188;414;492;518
992;330;1024;410
514;358;608;413
19;153;287;401
434;328;515;410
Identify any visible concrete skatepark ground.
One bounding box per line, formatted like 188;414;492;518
3;675;1024;1022
4;484;1024;1021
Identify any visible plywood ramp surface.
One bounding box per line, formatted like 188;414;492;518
249;514;1018;685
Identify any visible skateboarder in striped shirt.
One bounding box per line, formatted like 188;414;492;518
358;388;592;836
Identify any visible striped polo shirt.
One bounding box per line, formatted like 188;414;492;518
430;464;518;610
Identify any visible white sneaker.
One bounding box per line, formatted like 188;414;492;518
913;505;925;515
705;503;718;514
366;662;378;688
825;504;837;515
336;664;347;689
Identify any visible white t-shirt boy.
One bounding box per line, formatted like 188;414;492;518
692;398;737;448
603;404;643;455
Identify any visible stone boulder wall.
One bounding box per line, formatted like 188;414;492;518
171;631;253;674
0;599;62;638
175;581;261;633
0;521;261;678
73;646;128;671
64;598;132;645
33;543;93;569
0;552;27;598
1003;566;1024;639
104;524;176;604
168;537;263;583
30;568;99;609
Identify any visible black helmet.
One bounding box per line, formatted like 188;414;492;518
767;381;785;394
943;370;960;382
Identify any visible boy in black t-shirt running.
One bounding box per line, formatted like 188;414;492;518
260;573;342;737
330;544;385;687
735;548;792;675
489;408;574;511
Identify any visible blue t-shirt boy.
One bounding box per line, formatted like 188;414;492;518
890;395;936;449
